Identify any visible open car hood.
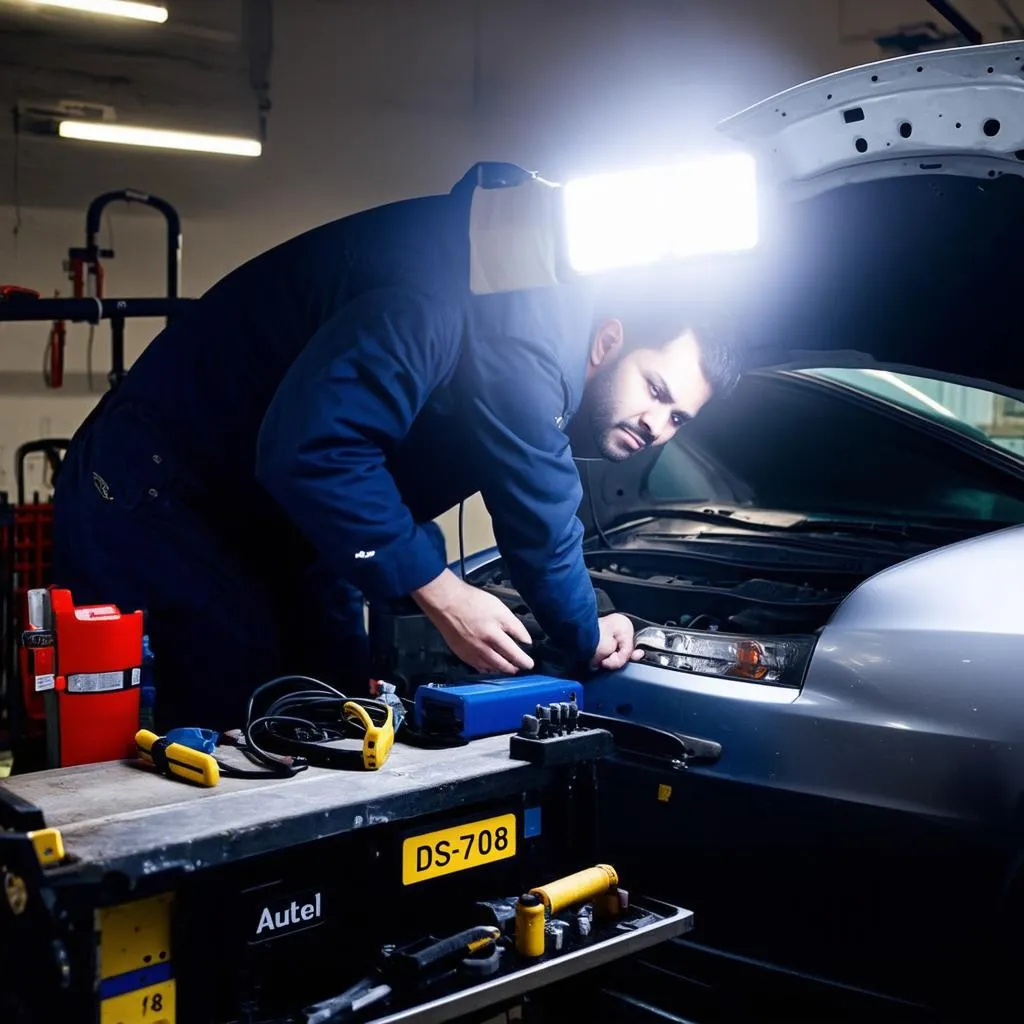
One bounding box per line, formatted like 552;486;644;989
573;41;1024;538
687;40;1024;403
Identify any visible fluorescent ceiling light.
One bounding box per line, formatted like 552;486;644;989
58;120;261;157
22;0;168;22
562;151;759;275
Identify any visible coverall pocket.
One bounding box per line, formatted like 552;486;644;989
86;401;178;513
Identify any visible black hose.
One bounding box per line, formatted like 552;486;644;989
584;460;613;550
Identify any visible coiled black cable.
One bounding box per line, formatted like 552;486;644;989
236;675;372;777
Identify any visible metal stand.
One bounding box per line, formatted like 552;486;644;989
68;189;183;325
0;297;196;391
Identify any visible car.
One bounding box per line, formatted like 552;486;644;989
370;39;1024;1020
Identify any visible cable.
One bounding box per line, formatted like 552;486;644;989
43;331;53;386
86;325;96;391
583;460;613;550
239;674;343;774
236;674;401;774
84;212;113;393
458;500;466;579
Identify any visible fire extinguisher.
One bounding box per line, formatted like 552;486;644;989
43;291;67;389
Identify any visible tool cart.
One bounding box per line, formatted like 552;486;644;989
0;710;703;1024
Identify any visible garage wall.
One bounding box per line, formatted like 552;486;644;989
0;0;1004;550
0;206;263;495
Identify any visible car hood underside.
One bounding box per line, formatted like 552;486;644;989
727;171;1024;402
689;40;1024;401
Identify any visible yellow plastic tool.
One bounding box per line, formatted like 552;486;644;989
514;864;620;958
343;700;394;770
135;729;220;787
26;827;65;866
514;894;546;957
529;864;619;915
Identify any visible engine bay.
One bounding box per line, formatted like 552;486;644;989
368;531;919;693
480;551;851;635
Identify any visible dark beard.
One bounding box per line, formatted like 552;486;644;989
578;360;651;462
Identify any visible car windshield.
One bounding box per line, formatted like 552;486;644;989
644;368;1024;526
798;368;1024;460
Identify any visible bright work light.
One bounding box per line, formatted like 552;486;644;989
467;152;762;294
58;121;262;157
20;0;168;22
561;152;759;275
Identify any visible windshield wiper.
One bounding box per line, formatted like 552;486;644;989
600;507;797;535
780;513;1011;543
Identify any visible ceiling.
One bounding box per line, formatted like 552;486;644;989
0;0;267;213
0;0;1020;220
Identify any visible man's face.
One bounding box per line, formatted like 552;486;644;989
573;321;714;462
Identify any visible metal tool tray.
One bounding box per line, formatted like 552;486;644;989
311;895;693;1024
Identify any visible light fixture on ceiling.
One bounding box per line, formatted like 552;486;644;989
58;120;262;157
19;0;168;23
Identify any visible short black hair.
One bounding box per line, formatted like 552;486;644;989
590;270;743;396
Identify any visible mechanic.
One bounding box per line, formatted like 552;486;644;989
51;162;740;732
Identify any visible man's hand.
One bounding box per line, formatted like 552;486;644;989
412;569;535;675
591;612;645;671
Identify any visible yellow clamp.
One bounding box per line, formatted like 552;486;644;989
343;700;394;770
135;730;220;787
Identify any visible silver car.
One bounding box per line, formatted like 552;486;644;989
372;40;1024;1019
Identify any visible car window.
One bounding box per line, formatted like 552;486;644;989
645;370;1024;524
798;368;1024;459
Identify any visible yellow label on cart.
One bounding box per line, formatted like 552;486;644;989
97;893;174;979
402;813;516;885
100;979;175;1024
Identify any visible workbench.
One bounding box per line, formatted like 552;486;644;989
0;730;693;1024
3;736;541;880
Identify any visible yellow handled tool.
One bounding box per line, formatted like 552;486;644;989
343;700;394;770
529;864;619;915
135;729;220;787
515;863;620;958
514;894;546;957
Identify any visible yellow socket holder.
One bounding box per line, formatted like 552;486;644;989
529;864;619;915
514;893;546;958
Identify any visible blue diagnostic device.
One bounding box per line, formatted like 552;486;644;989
413;675;584;742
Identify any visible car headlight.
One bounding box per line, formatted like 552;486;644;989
636;627;814;688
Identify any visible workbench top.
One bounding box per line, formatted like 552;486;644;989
1;735;547;884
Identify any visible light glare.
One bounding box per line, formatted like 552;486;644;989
24;0;168;22
563;152;759;275
58;120;262;157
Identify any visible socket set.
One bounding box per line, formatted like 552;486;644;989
520;697;580;739
508;697;614;767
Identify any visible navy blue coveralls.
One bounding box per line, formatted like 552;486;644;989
52;164;600;732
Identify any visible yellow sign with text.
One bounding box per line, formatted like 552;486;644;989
100;979;175;1024
402;813;516;885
